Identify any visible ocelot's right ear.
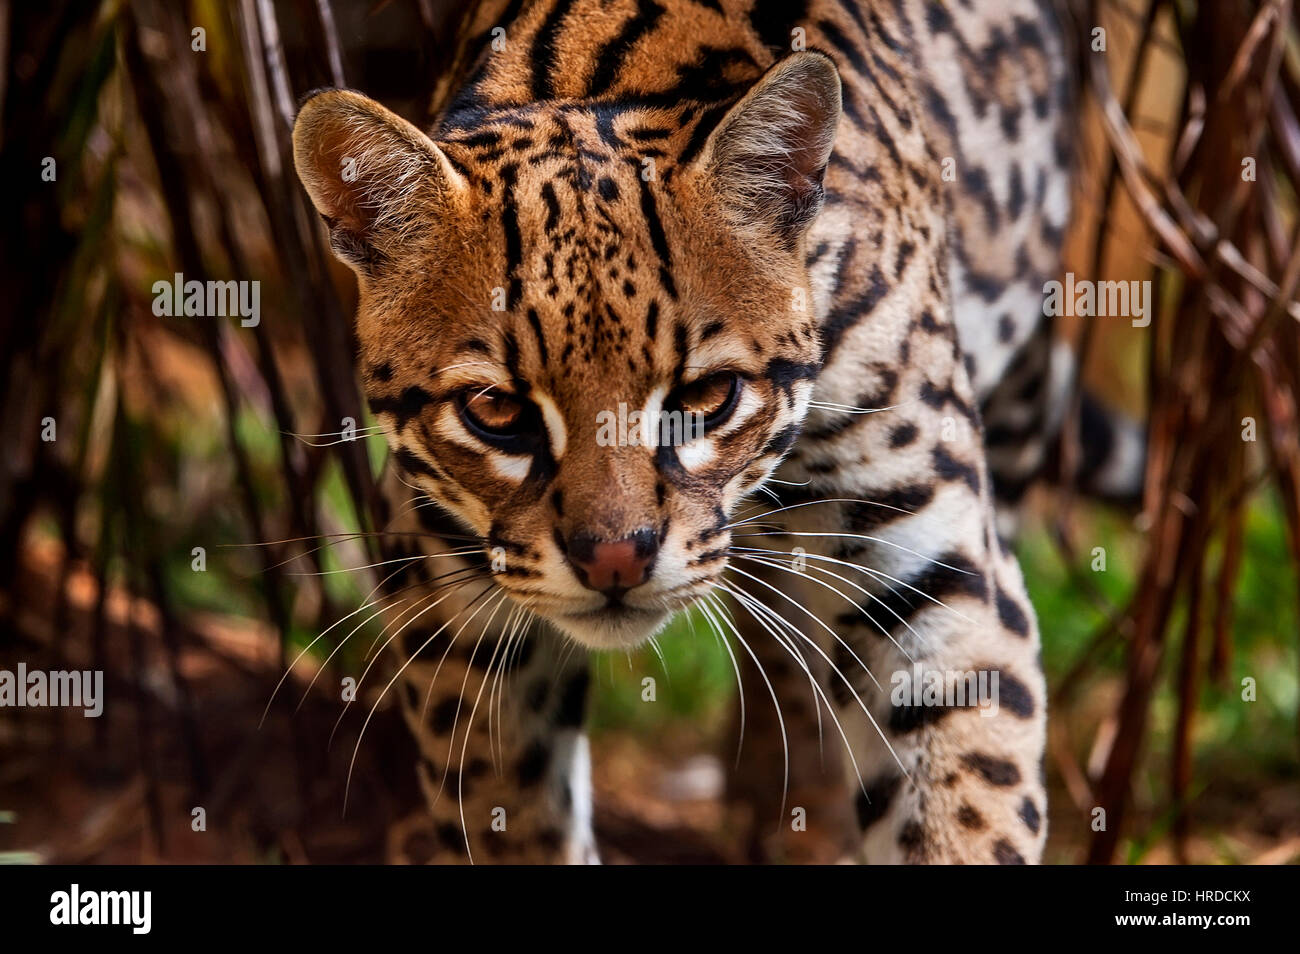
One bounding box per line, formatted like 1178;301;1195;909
292;89;466;270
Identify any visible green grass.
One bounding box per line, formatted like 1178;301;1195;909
587;608;736;733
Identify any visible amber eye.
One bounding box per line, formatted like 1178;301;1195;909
461;388;525;436
674;372;740;426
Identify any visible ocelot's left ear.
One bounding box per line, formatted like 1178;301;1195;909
696;52;842;247
292;89;466;271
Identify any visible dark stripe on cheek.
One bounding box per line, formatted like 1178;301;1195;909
394;447;439;479
763;423;801;456
368;386;436;429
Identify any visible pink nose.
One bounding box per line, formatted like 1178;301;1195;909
567;530;657;594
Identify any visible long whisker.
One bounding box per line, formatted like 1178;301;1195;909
731;546;942;650
453;600;522;864
334;575;487;746
295;597;411;715
498;611;537;772
717;569;911;782
361;565;486;660
723;496;925;531
287;429;385;448
729;529;978;583
436;589;513;795
285;547;481;578
762;476;812;487
699;590;788;813
283;424;384;439
732;552;921;662
341;584;499;812
725;563;881;692
807;397;919;414
487;603;530;770
646;635;670;687
736;542;976;625
693;596;747;767
710;567;825;760
260;554;476;725
714;579;870;796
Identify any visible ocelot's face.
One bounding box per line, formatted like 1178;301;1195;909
293;56;841;649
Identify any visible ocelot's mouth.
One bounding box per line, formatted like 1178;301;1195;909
547;603;672;650
564;602;660;622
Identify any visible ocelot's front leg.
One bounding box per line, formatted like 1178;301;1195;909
377;471;597;865
391;618;596;864
758;468;1047;864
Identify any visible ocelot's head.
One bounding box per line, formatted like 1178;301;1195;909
293;54;841;650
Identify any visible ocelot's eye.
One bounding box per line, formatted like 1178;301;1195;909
674;372;740;427
460;388;525;437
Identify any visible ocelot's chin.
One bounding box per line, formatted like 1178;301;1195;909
546;605;673;651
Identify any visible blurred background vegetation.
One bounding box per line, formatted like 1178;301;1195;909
1;0;1298;864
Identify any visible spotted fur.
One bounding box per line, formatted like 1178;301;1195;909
292;0;1111;864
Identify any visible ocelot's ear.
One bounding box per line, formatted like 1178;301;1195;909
292;89;465;270
697;52;842;247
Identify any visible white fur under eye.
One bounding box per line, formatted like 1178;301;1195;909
437;404;535;483
533;390;567;459
490;454;532;481
641;386;667;450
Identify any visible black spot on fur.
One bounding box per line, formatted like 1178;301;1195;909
889;421;918;447
897;820;927;860
525;679;549;712
996;586;1031;637
516;741;550;787
957;804;985;830
995;669;1036;717
368;386;435;429
962;752;1021;787
431;697;460;735
993;838;1026;864
434;821;463;849
932;445;980;492
1019;797;1041;835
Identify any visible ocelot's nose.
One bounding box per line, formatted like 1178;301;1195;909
567;528;658;594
